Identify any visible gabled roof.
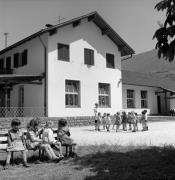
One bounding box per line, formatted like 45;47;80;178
122;70;175;92
122;49;175;74
0;11;134;56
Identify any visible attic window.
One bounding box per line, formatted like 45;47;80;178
106;53;115;68
57;43;69;62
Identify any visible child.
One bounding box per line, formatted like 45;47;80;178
114;112;122;132
105;113;111;132
102;113;107;130
130;111;137;132
96;112;102;131
57;119;76;157
127;112;132;131
42;120;64;158
94;103;98;130
134;113;139;131
26;118;60;162
121;111;127;131
141;110;148;131
4;119;30;169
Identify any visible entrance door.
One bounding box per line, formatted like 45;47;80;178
157;95;161;114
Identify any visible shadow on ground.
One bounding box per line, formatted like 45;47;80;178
73;145;175;180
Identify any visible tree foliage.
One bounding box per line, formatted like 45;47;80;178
153;0;175;62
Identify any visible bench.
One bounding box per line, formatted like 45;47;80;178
0;129;76;164
0;130;43;164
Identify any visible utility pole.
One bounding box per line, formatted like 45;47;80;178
4;32;8;48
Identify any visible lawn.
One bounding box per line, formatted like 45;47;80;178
1;121;175;180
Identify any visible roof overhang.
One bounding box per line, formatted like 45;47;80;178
0;12;134;57
0;74;44;85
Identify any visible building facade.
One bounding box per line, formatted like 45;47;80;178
0;12;134;117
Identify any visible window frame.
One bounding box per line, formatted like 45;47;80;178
22;49;28;66
84;48;94;66
57;43;70;62
127;89;135;108
106;53;115;69
141;90;148;108
98;83;111;108
14;53;19;68
6;56;11;70
65;80;80;108
0;58;4;70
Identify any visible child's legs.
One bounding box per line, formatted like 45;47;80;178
6;151;12;164
54;142;63;156
116;125;120;131
40;144;52;160
142;121;145;129
21;150;27;162
47;144;58;159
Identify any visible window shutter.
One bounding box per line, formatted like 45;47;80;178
14;53;19;68
22;50;27;66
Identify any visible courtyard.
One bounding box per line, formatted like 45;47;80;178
1;120;175;180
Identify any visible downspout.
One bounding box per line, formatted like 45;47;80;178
38;35;47;117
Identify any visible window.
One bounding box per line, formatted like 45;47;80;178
98;83;110;107
0;58;4;69
141;90;148;108
14;53;19;68
127;89;135;108
22;49;27;66
65;80;80;107
106;53;115;68
6;57;11;69
58;43;69;61
84;48;94;65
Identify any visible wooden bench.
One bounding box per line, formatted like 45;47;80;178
0;129;76;163
0;130;43;164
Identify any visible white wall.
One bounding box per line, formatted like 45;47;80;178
122;84;159;114
0;34;47;109
47;19;122;117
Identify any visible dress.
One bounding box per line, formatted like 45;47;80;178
42;128;56;143
7;129;25;152
57;126;73;145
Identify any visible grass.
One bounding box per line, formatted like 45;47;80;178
1;144;175;180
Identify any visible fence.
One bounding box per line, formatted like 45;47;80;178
0;107;45;117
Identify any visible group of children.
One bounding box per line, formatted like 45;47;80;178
4;118;76;170
94;105;148;133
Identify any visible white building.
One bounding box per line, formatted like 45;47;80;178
0;12;134;117
122;49;175;115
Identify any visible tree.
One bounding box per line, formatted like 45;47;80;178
153;0;175;62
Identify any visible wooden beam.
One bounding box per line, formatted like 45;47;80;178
49;28;57;36
72;20;81;27
101;29;110;35
88;15;95;21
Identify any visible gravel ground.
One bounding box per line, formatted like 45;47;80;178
70;121;175;146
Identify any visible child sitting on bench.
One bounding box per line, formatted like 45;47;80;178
42;120;64;159
4;119;30;169
57;119;76;157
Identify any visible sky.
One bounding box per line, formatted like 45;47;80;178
0;0;165;54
